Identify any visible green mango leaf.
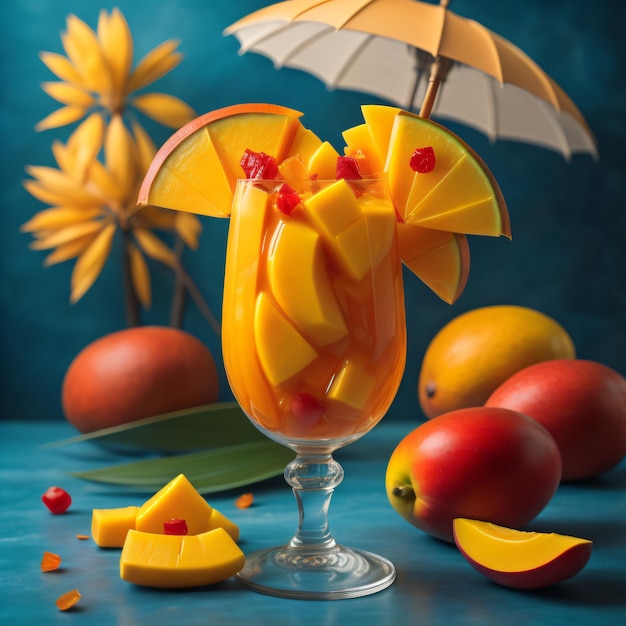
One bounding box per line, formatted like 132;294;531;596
70;440;294;494
44;402;266;453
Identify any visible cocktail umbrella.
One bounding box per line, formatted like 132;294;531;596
225;0;597;159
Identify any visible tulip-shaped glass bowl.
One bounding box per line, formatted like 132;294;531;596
222;178;407;599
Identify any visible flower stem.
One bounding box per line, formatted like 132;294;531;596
122;231;140;327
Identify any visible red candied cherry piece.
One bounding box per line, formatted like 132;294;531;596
164;518;188;535
42;486;72;514
410;146;436;173
275;183;301;216
240;149;279;179
291;393;326;428
336;155;362;180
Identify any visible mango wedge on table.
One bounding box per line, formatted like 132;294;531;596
91;474;239;548
120;527;245;588
453;518;593;589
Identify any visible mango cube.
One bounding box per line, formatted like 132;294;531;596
268;219;347;346
135;474;213;536
327;361;376;410
91;506;140;548
120;527;245;588
302;180;396;281
307;140;341;180
254;292;318;386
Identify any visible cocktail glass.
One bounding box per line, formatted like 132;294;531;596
222;177;407;599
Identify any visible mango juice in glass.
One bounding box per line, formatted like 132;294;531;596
222;177;406;450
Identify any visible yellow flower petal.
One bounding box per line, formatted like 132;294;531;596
29;220;105;250
127;241;151;307
21;206;103;232
135;205;177;230
43;235;94;266
126;40;181;93
133;228;177;267
130;93;195;128
130;120;157;172
62;14;113;95
104;114;137;196
85;159;127;205
97;8;133;94
41;82;96;107
70;222;117;302
39;51;84;85
35;105;88;131
175;213;202;249
67;112;106;179
25;165;100;204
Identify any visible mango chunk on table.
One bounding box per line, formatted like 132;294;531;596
120;527;245;588
91;474;239;547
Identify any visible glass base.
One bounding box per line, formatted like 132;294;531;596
235;543;396;600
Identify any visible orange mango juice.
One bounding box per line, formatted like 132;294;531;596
222;178;407;445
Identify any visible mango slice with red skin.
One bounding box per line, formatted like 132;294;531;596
453;518;592;589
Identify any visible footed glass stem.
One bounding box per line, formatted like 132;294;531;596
235;453;396;600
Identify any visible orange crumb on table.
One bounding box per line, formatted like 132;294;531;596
40;551;61;572
235;493;254;509
56;589;81;611
76;534;90;540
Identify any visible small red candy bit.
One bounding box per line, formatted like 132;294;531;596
291;392;326;427
42;486;72;514
336;155;362;180
275;183;301;216
410;146;436;173
164;518;188;535
240;149;279;179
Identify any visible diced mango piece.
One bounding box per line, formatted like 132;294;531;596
91;506;140;548
327;361;376;410
303;181;396;281
307;141;341;180
342;123;384;175
289;125;325;167
120;528;245;588
135;474;212;536
254;292;318;386
268;219;347;346
361;104;403;164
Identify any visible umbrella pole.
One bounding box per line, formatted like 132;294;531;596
419;56;453;119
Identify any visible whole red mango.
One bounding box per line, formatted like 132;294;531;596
62;326;219;433
385;407;562;542
486;359;626;481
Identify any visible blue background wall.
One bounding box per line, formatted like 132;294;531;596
1;0;624;423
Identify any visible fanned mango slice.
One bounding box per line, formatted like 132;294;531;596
397;223;469;304
137;103;323;216
340;104;509;303
453;518;593;589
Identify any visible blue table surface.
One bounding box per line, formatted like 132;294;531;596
1;420;624;626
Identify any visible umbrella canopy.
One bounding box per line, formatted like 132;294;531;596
225;0;597;160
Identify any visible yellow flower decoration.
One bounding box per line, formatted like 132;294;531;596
22;9;218;332
36;9;195;132
22;114;201;308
